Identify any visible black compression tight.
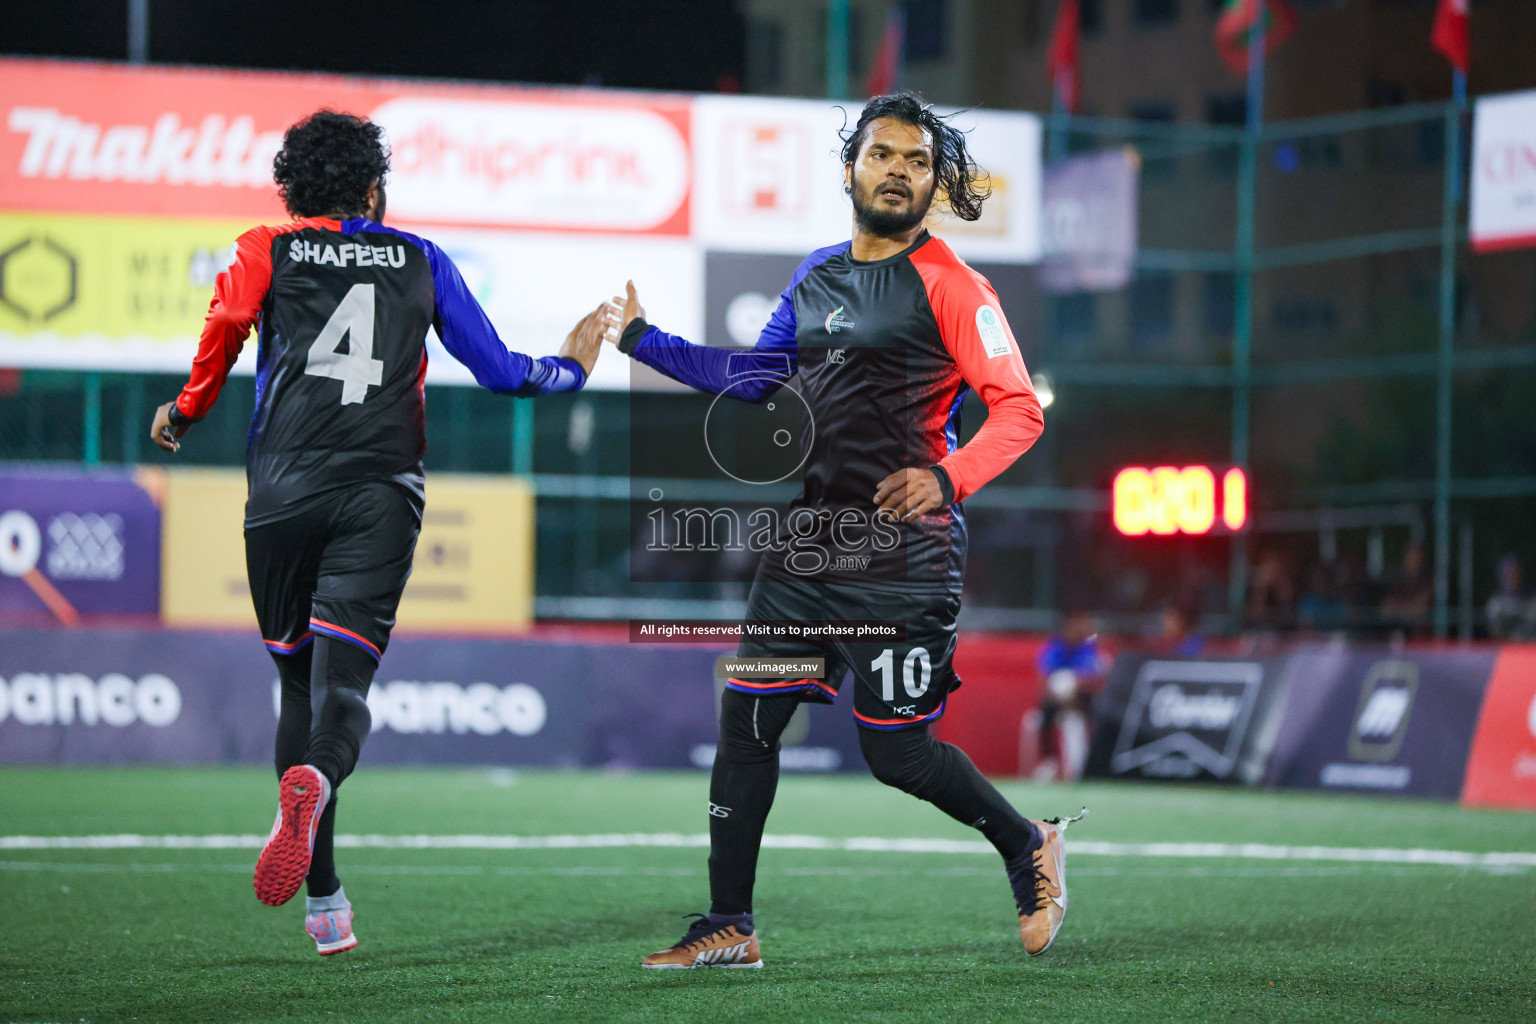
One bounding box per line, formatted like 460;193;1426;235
271;637;378;898
707;689;1038;916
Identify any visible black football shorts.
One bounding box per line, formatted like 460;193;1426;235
730;575;962;730
244;482;420;664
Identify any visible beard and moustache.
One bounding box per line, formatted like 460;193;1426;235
851;175;935;237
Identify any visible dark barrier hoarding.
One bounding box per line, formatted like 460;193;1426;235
1084;655;1289;784
1086;644;1500;800
0;628;867;771
0;466;161;620
1264;646;1495;800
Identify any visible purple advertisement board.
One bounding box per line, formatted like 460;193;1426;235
0;628;867;771
1264;646;1495;800
1039;148;1140;294
0;465;161;620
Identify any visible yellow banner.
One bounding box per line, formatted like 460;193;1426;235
0;211;246;335
161;470;534;633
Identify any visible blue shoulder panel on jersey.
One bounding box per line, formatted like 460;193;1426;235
345;220;584;396
630;242;848;402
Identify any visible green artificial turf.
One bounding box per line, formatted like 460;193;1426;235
2;767;1532;1023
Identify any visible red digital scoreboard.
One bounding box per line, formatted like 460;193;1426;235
1113;465;1248;536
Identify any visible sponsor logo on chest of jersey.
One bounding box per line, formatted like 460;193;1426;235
824;305;856;333
289;239;407;269
825;347;847;364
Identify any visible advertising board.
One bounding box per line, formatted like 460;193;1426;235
1459;645;1536;809
0;627;865;771
1265;646;1494;800
160;469;535;632
0;465;162;623
0;59;1041;386
1084;655;1287;784
1471;89;1536;253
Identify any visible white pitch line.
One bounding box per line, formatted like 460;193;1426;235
0;833;1532;869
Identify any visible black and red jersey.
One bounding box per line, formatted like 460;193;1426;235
176;217;586;527
619;230;1043;592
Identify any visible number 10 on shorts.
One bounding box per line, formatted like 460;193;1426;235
871;647;932;701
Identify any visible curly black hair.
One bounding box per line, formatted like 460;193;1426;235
272;110;390;218
839;91;991;222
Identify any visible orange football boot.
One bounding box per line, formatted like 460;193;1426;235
642;913;763;969
1009;808;1088;956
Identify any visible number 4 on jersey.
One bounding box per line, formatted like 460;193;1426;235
306;283;383;405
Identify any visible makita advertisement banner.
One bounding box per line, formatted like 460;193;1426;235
0;628;866;771
1084;655;1288;784
0;465;161;623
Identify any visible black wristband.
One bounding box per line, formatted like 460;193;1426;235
166;404;194;428
929;465;956;507
556;355;587;385
617;317;651;355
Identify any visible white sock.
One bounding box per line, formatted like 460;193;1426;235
306;885;348;913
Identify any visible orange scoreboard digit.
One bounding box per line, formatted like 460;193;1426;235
1112;465;1248;537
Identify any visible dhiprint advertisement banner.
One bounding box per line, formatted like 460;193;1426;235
0;59;1040;386
1471;89;1536;253
0;628;867;772
0;465;162;623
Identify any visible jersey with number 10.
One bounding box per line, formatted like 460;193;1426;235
174;217;584;527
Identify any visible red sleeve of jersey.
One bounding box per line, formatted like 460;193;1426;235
175;225;276;421
910;243;1043;503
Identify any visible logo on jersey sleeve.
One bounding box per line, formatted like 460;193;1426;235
824;305;856;333
975;305;1012;358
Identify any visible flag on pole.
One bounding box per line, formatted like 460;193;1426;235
1431;0;1470;73
1046;0;1082;114
1214;0;1298;76
864;4;906;97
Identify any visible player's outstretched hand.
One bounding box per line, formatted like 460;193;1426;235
561;303;616;378
874;467;946;522
608;280;646;345
149;401;188;453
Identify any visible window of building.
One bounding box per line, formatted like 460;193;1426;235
905;0;948;62
1129;101;1178;182
1132;0;1180;29
1204;272;1235;338
1271;298;1340;335
1131;274;1176;347
1205;93;1245;176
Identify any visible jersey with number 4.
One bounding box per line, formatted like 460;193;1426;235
174;217;584;528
